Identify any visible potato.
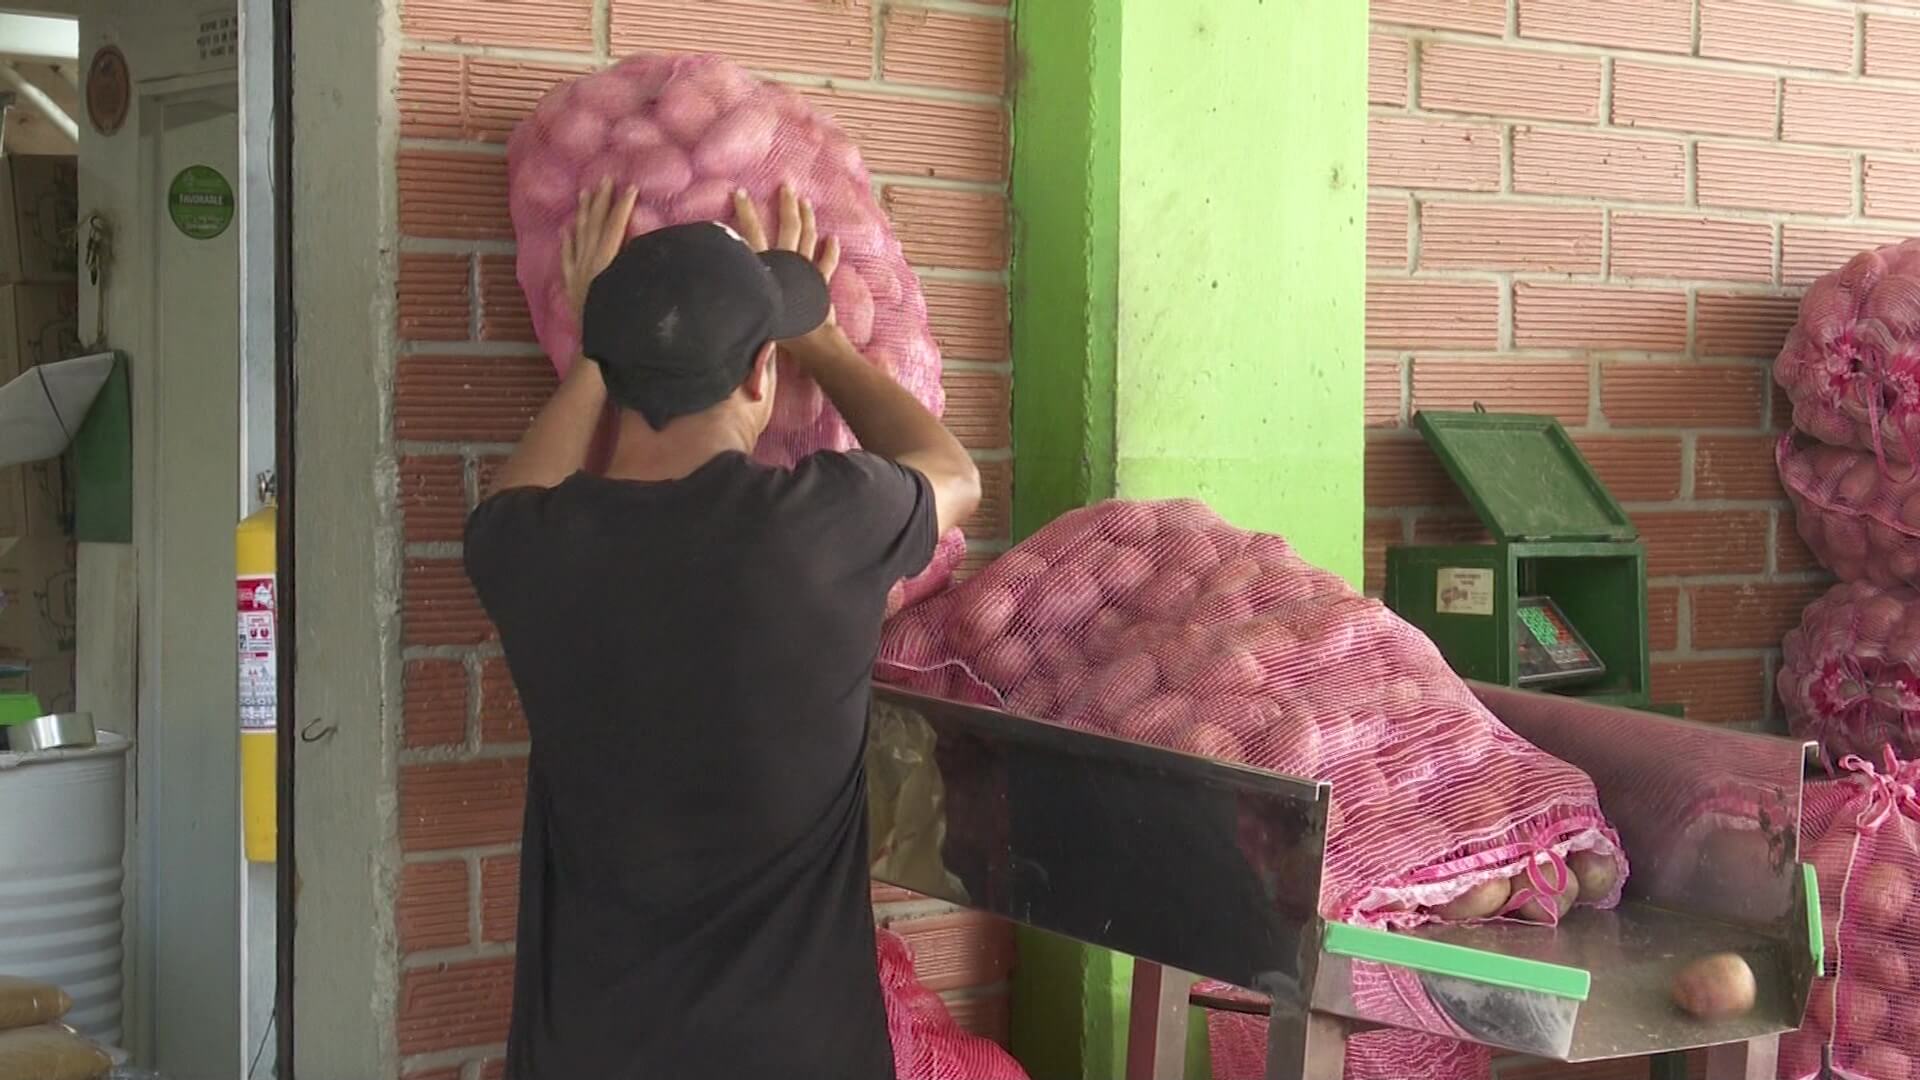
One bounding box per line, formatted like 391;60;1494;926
1854;862;1914;933
1880;994;1920;1045
1004;677;1057;718
882;614;941;668
630;144;694;201
975;637;1037;689
950;584;1019;653
1568;849;1621;902
1670;953;1758;1021
1857;1045;1915;1080
1117;693;1195;744
829;264;876;348
1082;607;1136;665
547;107;610;161
1085;653;1160;720
1509;873;1575;924
1127;567;1200;616
1191;648;1264;696
655;79;719;144
1856;945;1913;993
692;104;780;177
1838;457;1880;504
1842;984;1891;1041
1095;546;1156;601
1172;722;1246;763
1429;876;1512;922
1029;566;1105;632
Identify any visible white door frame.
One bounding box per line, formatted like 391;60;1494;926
128;72;244;1080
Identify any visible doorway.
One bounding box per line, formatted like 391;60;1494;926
0;1;279;1076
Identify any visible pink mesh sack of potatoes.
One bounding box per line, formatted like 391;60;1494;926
878;500;1627;930
1779;581;1920;768
877;928;1029;1080
506;52;964;612
878;500;1626;1080
1776;238;1920;466
1778;758;1920;1080
1779;433;1920;586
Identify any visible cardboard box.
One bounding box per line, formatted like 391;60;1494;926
0;155;77;282
0;533;76;660
0;284;79;379
0;649;75;715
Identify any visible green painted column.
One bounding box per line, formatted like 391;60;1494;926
1008;1;1368;1077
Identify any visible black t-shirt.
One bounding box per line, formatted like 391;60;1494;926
463;450;936;1080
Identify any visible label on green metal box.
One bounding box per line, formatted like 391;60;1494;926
1436;568;1494;616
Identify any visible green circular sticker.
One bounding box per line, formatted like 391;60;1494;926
167;165;233;240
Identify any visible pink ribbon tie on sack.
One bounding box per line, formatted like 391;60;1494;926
1839;747;1920;832
1496;837;1573;927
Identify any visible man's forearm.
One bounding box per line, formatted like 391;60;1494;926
791;333;961;463
787;328;980;533
491;359;608;493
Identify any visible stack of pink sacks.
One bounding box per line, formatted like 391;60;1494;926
1776;240;1920;768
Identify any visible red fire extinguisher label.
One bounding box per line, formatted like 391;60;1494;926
238;574;276;732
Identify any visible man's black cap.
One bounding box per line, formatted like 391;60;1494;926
581;222;831;429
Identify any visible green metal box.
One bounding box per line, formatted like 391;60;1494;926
1383;411;1656;709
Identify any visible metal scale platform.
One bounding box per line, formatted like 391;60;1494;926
866;683;1820;1080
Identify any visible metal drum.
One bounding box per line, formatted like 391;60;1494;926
0;731;129;1046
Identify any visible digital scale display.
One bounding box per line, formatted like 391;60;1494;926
1514;596;1606;689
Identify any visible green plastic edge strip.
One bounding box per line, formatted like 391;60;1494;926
1803;862;1823;974
1322;923;1592;1002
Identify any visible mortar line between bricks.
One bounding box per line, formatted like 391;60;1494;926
464;256;482;342
1683;288;1699;358
398;743;530;767
399;441;519;457
404;844;517;865
867;0;883;83
401;941;517;971
1648;571;1829;588
1363;183;1920;231
895;0;1014;19
591;0;608;63
466;848;485;949
397;1046;507;1074
1371;266;1794;290
464;651;483;756
1855;7;1867;77
1376;24;1883;80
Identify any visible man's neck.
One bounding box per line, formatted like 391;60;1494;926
602;407;758;482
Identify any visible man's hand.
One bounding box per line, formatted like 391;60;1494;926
729;183;980;537
564;179;641;324
732;185;843;350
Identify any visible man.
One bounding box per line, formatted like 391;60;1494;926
464;179;981;1079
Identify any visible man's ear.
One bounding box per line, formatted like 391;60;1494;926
741;342;778;402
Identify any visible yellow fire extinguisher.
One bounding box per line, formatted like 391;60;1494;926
237;502;277;863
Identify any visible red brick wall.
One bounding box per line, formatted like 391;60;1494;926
389;2;1014;1075
1367;0;1920;735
